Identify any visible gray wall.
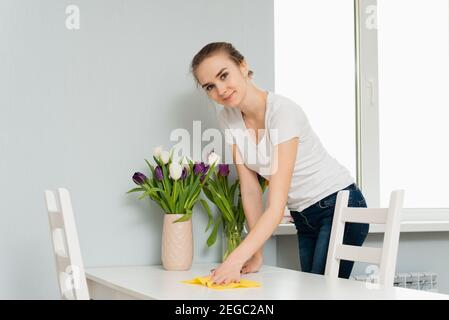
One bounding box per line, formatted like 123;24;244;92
276;231;449;294
3;0;447;300
0;0;274;299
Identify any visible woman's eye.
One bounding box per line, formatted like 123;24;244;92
220;72;228;80
206;85;214;91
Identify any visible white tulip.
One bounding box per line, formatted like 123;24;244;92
207;151;220;166
181;156;191;171
160;150;170;165
169;147;180;163
153;145;164;159
169;162;183;180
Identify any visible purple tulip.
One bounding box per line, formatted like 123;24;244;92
155;166;163;181
218;164;230;177
193;162;205;175
132;172;147;185
200;163;211;183
180;167;187;180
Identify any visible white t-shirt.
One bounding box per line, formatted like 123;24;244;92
217;91;354;212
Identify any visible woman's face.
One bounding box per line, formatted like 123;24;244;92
195;53;249;107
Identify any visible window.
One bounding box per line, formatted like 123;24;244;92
377;0;449;208
275;0;357;179
275;0;449;223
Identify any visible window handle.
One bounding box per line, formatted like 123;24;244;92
366;78;376;107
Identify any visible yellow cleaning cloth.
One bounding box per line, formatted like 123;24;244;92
182;276;261;290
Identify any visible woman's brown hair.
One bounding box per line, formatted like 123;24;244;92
190;42;253;86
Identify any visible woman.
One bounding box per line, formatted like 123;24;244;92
191;42;369;285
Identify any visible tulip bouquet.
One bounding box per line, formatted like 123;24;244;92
128;146;218;222
200;163;269;260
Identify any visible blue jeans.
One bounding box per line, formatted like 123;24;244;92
290;183;369;279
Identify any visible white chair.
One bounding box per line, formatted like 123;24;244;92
44;188;90;300
325;190;404;286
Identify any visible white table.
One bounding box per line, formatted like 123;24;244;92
85;263;449;300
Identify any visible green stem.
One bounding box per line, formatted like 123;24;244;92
223;223;243;261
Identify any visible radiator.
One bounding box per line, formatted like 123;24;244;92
352;272;438;292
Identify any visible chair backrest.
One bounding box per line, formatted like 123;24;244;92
44;188;89;300
325;190;404;286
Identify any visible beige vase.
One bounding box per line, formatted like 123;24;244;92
161;214;193;271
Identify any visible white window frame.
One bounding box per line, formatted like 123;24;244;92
274;0;449;234
357;0;449;227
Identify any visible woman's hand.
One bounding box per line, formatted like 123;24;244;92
210;255;244;285
241;254;263;274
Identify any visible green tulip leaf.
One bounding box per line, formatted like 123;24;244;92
207;215;222;247
174;209;192;223
126;187;145;194
200;199;214;232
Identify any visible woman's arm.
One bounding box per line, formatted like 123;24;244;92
232;144;264;260
211;137;299;284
